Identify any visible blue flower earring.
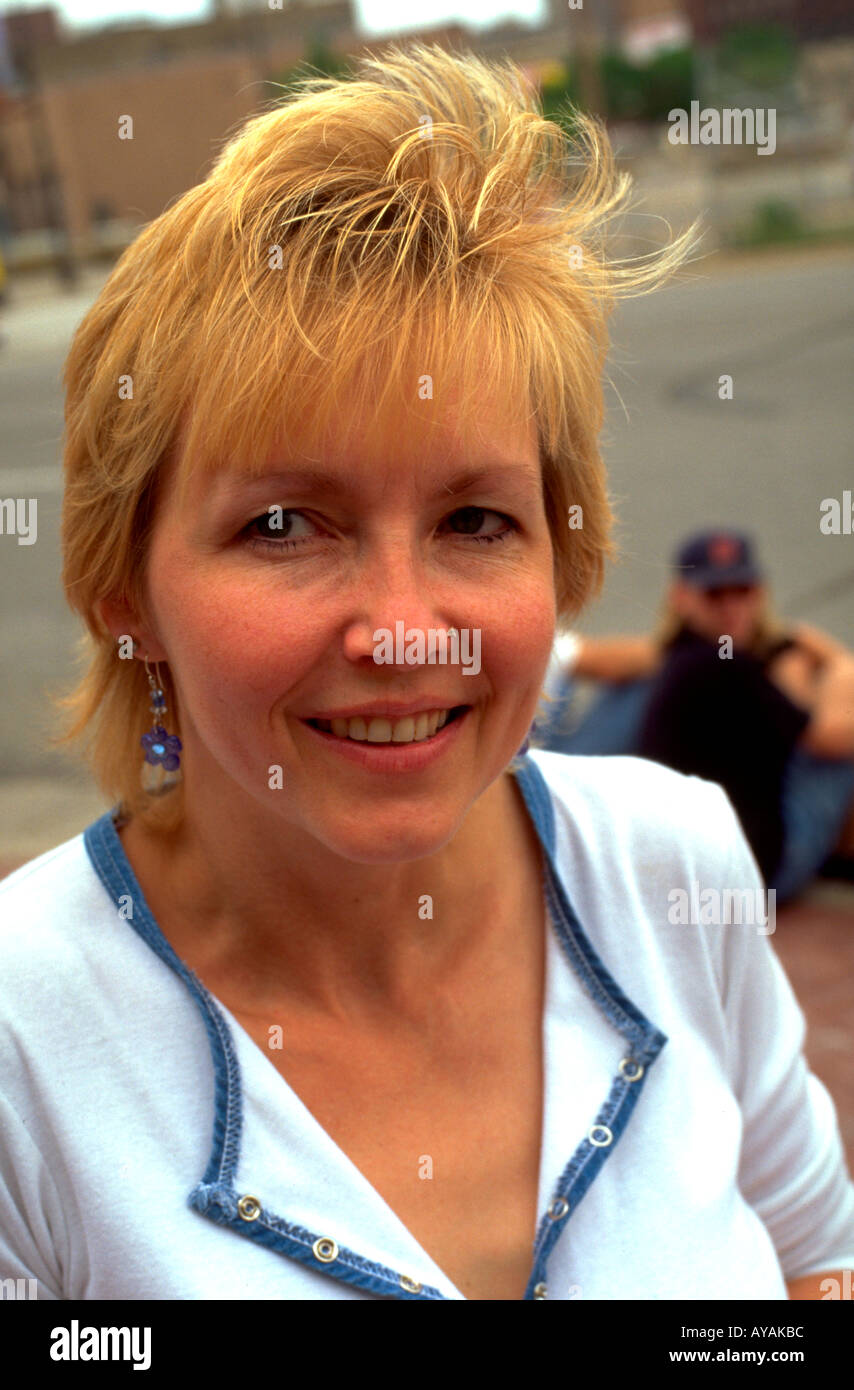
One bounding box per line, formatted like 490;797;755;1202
140;656;183;795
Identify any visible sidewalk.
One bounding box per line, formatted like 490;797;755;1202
1;263;111;360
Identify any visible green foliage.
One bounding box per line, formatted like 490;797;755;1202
271;35;353;95
600;50;646;120
539;46;695;125
301;37;352;80
540;65;581;128
742;200;804;244
642;47;694;120
715;24;797;89
727;201;854;252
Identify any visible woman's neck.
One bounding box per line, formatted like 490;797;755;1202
117;768;541;1020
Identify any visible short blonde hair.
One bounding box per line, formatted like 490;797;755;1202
55;40;699;827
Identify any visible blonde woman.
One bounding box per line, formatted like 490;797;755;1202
1;45;852;1303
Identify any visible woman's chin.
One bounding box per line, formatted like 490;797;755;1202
311;814;461;867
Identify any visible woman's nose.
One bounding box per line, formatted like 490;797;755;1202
340;545;454;665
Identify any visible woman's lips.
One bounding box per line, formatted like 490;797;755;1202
300;705;469;771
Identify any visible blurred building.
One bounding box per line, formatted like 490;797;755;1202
0;0;584;265
3;5;60;68
0;2;361;262
543;0;690;53
684;0;854;45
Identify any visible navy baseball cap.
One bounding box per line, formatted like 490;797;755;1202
673;531;763;589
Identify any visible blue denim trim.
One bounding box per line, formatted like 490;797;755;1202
187;1182;445;1300
83;759;668;1302
513;756;668;1300
512;748;557;854
83;811;243;1189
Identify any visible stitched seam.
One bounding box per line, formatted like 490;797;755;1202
543;867;644;1042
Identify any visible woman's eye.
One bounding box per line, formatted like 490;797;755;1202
443;506;515;544
241;504;516;554
244;508;318;548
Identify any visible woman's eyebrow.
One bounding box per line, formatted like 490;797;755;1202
440;464;542;497
211;469;346;501
210;461;541;502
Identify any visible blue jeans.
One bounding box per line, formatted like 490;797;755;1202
539;676;854;904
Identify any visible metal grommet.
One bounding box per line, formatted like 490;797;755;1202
588;1124;613;1147
547;1196;570;1221
312;1236;339;1263
399;1274;422;1294
533;1282;548;1299
619;1058;644;1082
237;1194;261;1221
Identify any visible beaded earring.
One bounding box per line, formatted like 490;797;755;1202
140;656;183;795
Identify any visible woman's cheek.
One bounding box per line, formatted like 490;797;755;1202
160;582;308;711
481;583;556;684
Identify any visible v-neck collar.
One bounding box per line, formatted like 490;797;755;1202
83;754;668;1299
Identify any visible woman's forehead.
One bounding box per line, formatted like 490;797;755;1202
171;375;539;502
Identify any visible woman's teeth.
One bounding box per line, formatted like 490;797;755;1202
314;709;451;743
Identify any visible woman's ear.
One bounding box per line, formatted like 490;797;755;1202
94;595;168;662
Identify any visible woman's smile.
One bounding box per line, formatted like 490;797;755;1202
305;702;465;742
299;702;470;772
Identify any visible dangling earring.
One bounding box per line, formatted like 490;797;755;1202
140;656;183;795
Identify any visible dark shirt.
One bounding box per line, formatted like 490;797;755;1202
636;627;810;884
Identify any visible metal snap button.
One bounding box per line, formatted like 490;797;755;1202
619;1057;644;1082
237;1194;261;1221
399;1274;422;1293
312;1236;339;1263
588;1124;613;1147
533;1282;548;1299
547;1196;570;1221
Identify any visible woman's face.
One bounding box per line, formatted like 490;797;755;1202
669;580;764;649
130;384;558;865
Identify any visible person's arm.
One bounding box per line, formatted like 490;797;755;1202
796;653;854;760
0;1093;65;1300
572;635;659;683
790;622;851;668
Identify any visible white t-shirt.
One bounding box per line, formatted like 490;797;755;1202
1;750;852;1301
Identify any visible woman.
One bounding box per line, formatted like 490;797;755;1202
1;44;852;1302
541;530;854;902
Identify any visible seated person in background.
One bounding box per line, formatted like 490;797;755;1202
540;530;854;902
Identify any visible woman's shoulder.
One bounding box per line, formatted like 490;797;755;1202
528;747;738;833
0;828;100;912
523;751;770;1023
525;748;758;894
0;820;120;1002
